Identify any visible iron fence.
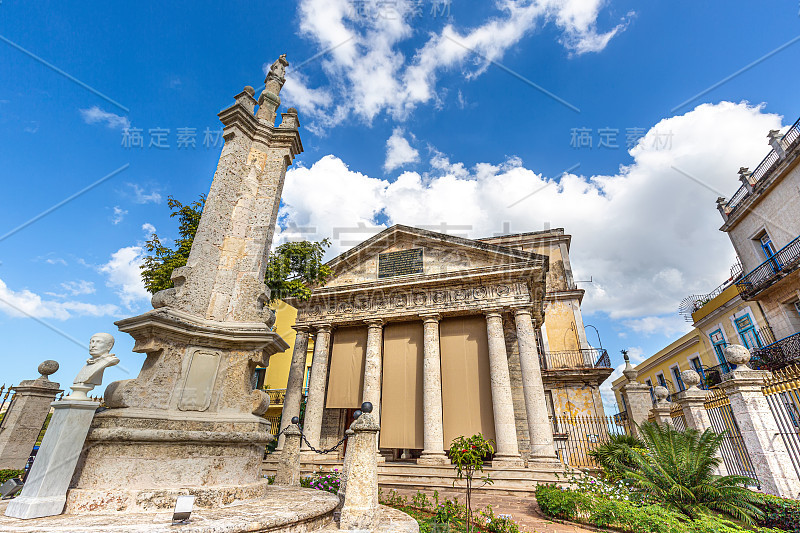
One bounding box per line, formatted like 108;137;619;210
762;364;800;480
736;234;800;300
550;415;631;469
704;388;759;484
670;403;687;432
0;385;17;430
264;413;282;436
540;348;610;370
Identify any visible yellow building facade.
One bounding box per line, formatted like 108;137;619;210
613;282;770;408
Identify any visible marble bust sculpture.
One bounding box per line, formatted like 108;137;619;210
65;333;119;400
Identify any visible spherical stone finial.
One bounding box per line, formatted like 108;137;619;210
244;85;255;96
653;385;670;402
681;369;701;389
361;401;373;414
291;416;300;425
38;360;59;378
723;344;751;367
353;410;362;419
287;107;298;114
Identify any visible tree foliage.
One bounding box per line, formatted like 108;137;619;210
140;195;331;302
623;422;763;524
141;196;204;294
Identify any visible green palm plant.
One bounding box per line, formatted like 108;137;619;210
624;422;763;524
588;433;646;481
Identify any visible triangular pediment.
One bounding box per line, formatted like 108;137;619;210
322;225;547;289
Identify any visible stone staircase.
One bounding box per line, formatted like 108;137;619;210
263;458;564;496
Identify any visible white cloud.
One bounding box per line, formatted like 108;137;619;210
45;257;67;266
60;280;96;296
142;223;156;236
128;184;162;204
282;0;627;130
280;101;784;330
623;315;689;338
384;128;420;172
0;278;117;320
80;106;131;130
111;206;127;225
98;246;150;309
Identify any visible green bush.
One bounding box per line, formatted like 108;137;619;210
535;485;584;520
757;494;800;532
0;469;24;483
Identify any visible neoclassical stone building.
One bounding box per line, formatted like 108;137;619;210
278;225;612;471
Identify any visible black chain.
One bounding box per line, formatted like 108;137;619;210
299;431;349;455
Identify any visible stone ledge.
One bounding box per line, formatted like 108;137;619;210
1;486;338;533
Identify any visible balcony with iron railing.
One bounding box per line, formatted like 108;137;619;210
736;233;800;300
539;348;611;370
720;116;800;218
263;388;308;407
751;331;800;371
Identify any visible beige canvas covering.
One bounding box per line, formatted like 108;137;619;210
440;316;496;447
379;321;424;449
326;326;367;408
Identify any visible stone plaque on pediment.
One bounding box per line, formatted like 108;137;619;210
378;248;423;278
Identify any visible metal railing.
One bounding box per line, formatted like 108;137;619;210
763;364;800;480
670;403;687;431
724;116;800;215
0;385;17;429
262;388;308;407
550;415;631;468
539;348;611;370
751;331;800;371
704;388;759;484
736;234;800;300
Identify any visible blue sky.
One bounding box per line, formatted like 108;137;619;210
1;1;799;409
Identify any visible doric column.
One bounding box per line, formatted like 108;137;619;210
484;310;523;467
276;325;310;451
301;325;332;452
512;307;557;463
419;314;448;465
719;345;800;498
362;320;384;423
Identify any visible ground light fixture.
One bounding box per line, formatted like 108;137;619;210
172;495;195;525
0;478;23;499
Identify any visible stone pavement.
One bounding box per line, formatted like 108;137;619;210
390;488;595;533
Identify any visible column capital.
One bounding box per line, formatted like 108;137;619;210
364;319;384;328
312;323;334;333
419;313;441;324
483;308;504;319
292;324;312;333
511;306;533;318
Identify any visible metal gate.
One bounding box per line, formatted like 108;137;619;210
704;388;758;483
762;364;800;479
550;415;631;468
670;403;687;431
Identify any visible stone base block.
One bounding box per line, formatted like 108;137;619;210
0;486;339;532
527;457;563;470
490;457;525;469
65;479;271;514
416;454;449;466
329;505;418;533
5;495;66;521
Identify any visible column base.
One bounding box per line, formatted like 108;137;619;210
417;453;450;466
490;455;524;469
527;456;563;470
5;494;66;520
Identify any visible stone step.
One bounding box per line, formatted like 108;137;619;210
263;458;564;496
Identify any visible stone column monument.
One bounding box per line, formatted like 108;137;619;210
64;55;301;512
619;352;652;436
650;387;673;427
0;361;61;471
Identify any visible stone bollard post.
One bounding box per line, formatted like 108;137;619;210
619;353;652;436
0;361;61;470
338;402;379;531
275;423;301;486
719;345;800;498
672;369;727;476
650;386;674;427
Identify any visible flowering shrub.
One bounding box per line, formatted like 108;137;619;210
300;469;341;494
479;505;520;533
556;468;639;502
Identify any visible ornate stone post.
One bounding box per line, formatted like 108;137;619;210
619;353;652;437
338;404;380;531
0;361;61;470
276;325;310;451
275;423;302;486
719;345;800;498
419;314;447;465
512;307;558;464
302;325;332;453
484;310;523;467
650;386;673;427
